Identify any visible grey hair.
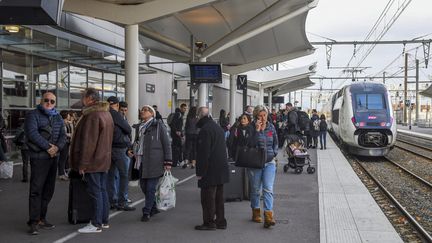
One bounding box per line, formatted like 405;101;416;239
197;106;209;119
83;88;100;101
253;105;268;119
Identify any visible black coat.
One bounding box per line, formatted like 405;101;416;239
196;116;229;188
227;124;254;159
109;108;132;148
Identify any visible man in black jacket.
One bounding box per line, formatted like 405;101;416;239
195;107;229;230
107;96;135;211
170;103;187;166
24;92;66;235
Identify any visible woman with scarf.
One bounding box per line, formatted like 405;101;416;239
133;105;172;222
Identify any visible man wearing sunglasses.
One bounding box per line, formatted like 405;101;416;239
24;92;66;235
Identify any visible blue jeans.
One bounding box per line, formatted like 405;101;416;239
108;148;130;206
139;177;159;215
319;131;327;148
85;172;109;227
248;162;276;211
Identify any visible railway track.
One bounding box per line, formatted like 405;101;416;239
328;130;432;242
353;156;432;243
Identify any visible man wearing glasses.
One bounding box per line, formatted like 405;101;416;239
24;92;66;235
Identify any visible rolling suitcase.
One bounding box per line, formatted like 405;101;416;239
224;162;244;202
68;171;93;224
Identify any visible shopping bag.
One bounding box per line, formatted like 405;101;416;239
155;170;178;211
0;161;13;179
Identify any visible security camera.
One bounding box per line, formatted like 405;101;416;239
172;89;178;95
195;41;207;49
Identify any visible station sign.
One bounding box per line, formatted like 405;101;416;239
237;75;247;90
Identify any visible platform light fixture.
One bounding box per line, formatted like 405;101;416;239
4;25;20;33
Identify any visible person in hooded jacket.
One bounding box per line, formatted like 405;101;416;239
133;105;172;222
194;107;229;230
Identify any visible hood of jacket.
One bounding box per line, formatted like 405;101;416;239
197;116;213;128
82;101;110;116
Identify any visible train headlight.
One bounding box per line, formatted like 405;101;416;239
386;122;391;127
351;117;359;128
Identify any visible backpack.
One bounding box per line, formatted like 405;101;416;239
296;110;310;131
313;119;320;131
167;112;175;126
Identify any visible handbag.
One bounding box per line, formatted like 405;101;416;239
235;146;266;169
26;125;52;152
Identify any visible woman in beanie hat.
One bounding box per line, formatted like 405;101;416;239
133;105;172;222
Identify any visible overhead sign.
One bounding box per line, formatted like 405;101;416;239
237;75;247;90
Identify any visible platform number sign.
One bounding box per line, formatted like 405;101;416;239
237;75;247;90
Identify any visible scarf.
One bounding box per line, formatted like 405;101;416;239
133;117;154;169
37;104;59;117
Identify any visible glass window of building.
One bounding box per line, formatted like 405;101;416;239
103;72;116;101
1;50;33;109
70;65;87;88
57;62;69;109
88;70;102;90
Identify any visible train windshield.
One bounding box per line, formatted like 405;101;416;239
354;93;386;111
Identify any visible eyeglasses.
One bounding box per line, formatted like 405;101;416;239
43;98;56;105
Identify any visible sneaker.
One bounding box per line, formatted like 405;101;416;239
28;223;39;235
141;214;150;222
78;223;102;233
38;220;55;229
182;163;188;169
101;224;110;229
127;198;132;203
58;175;69;181
117;205;136;211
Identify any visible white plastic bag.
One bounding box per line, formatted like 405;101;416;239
0;161;13;179
155;170;178;211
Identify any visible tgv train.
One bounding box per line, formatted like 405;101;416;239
323;82;396;156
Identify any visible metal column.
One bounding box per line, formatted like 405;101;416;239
125;24;139;127
258;83;264;105
197;57;207;107
268;90;272;111
229;74;236;125
403;53;408;125
415;59;419;124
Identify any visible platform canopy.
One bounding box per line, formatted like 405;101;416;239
420;85;432;98
244;63;316;95
63;0;317;74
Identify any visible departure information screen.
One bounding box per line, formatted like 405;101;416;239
190;63;222;84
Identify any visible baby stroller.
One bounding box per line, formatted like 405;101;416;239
283;134;315;174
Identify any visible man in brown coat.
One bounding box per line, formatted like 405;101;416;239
69;88;114;233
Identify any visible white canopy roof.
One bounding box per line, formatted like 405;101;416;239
420;85;432;98
244;63;316;95
64;0;317;75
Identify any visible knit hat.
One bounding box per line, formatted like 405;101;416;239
142;105;156;117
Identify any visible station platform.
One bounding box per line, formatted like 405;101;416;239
0;135;403;243
397;124;432;137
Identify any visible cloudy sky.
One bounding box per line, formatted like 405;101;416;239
283;0;432;109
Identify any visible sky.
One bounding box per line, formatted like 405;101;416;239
281;0;432;110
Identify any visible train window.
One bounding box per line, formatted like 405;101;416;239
355;94;385;110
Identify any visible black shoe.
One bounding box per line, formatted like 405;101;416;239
21;179;28;183
38;220;55;229
194;224;216;230
320;147;323;150
150;208;160;216
141;214;150;222
324;146;326;149
117;205;136;211
28;223;39;235
110;204;118;210
216;225;227;230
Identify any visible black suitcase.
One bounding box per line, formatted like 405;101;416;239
68;171;93;224
224;162;244;202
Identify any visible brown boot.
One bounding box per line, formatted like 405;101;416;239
252;208;262;223
263;211;276;228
